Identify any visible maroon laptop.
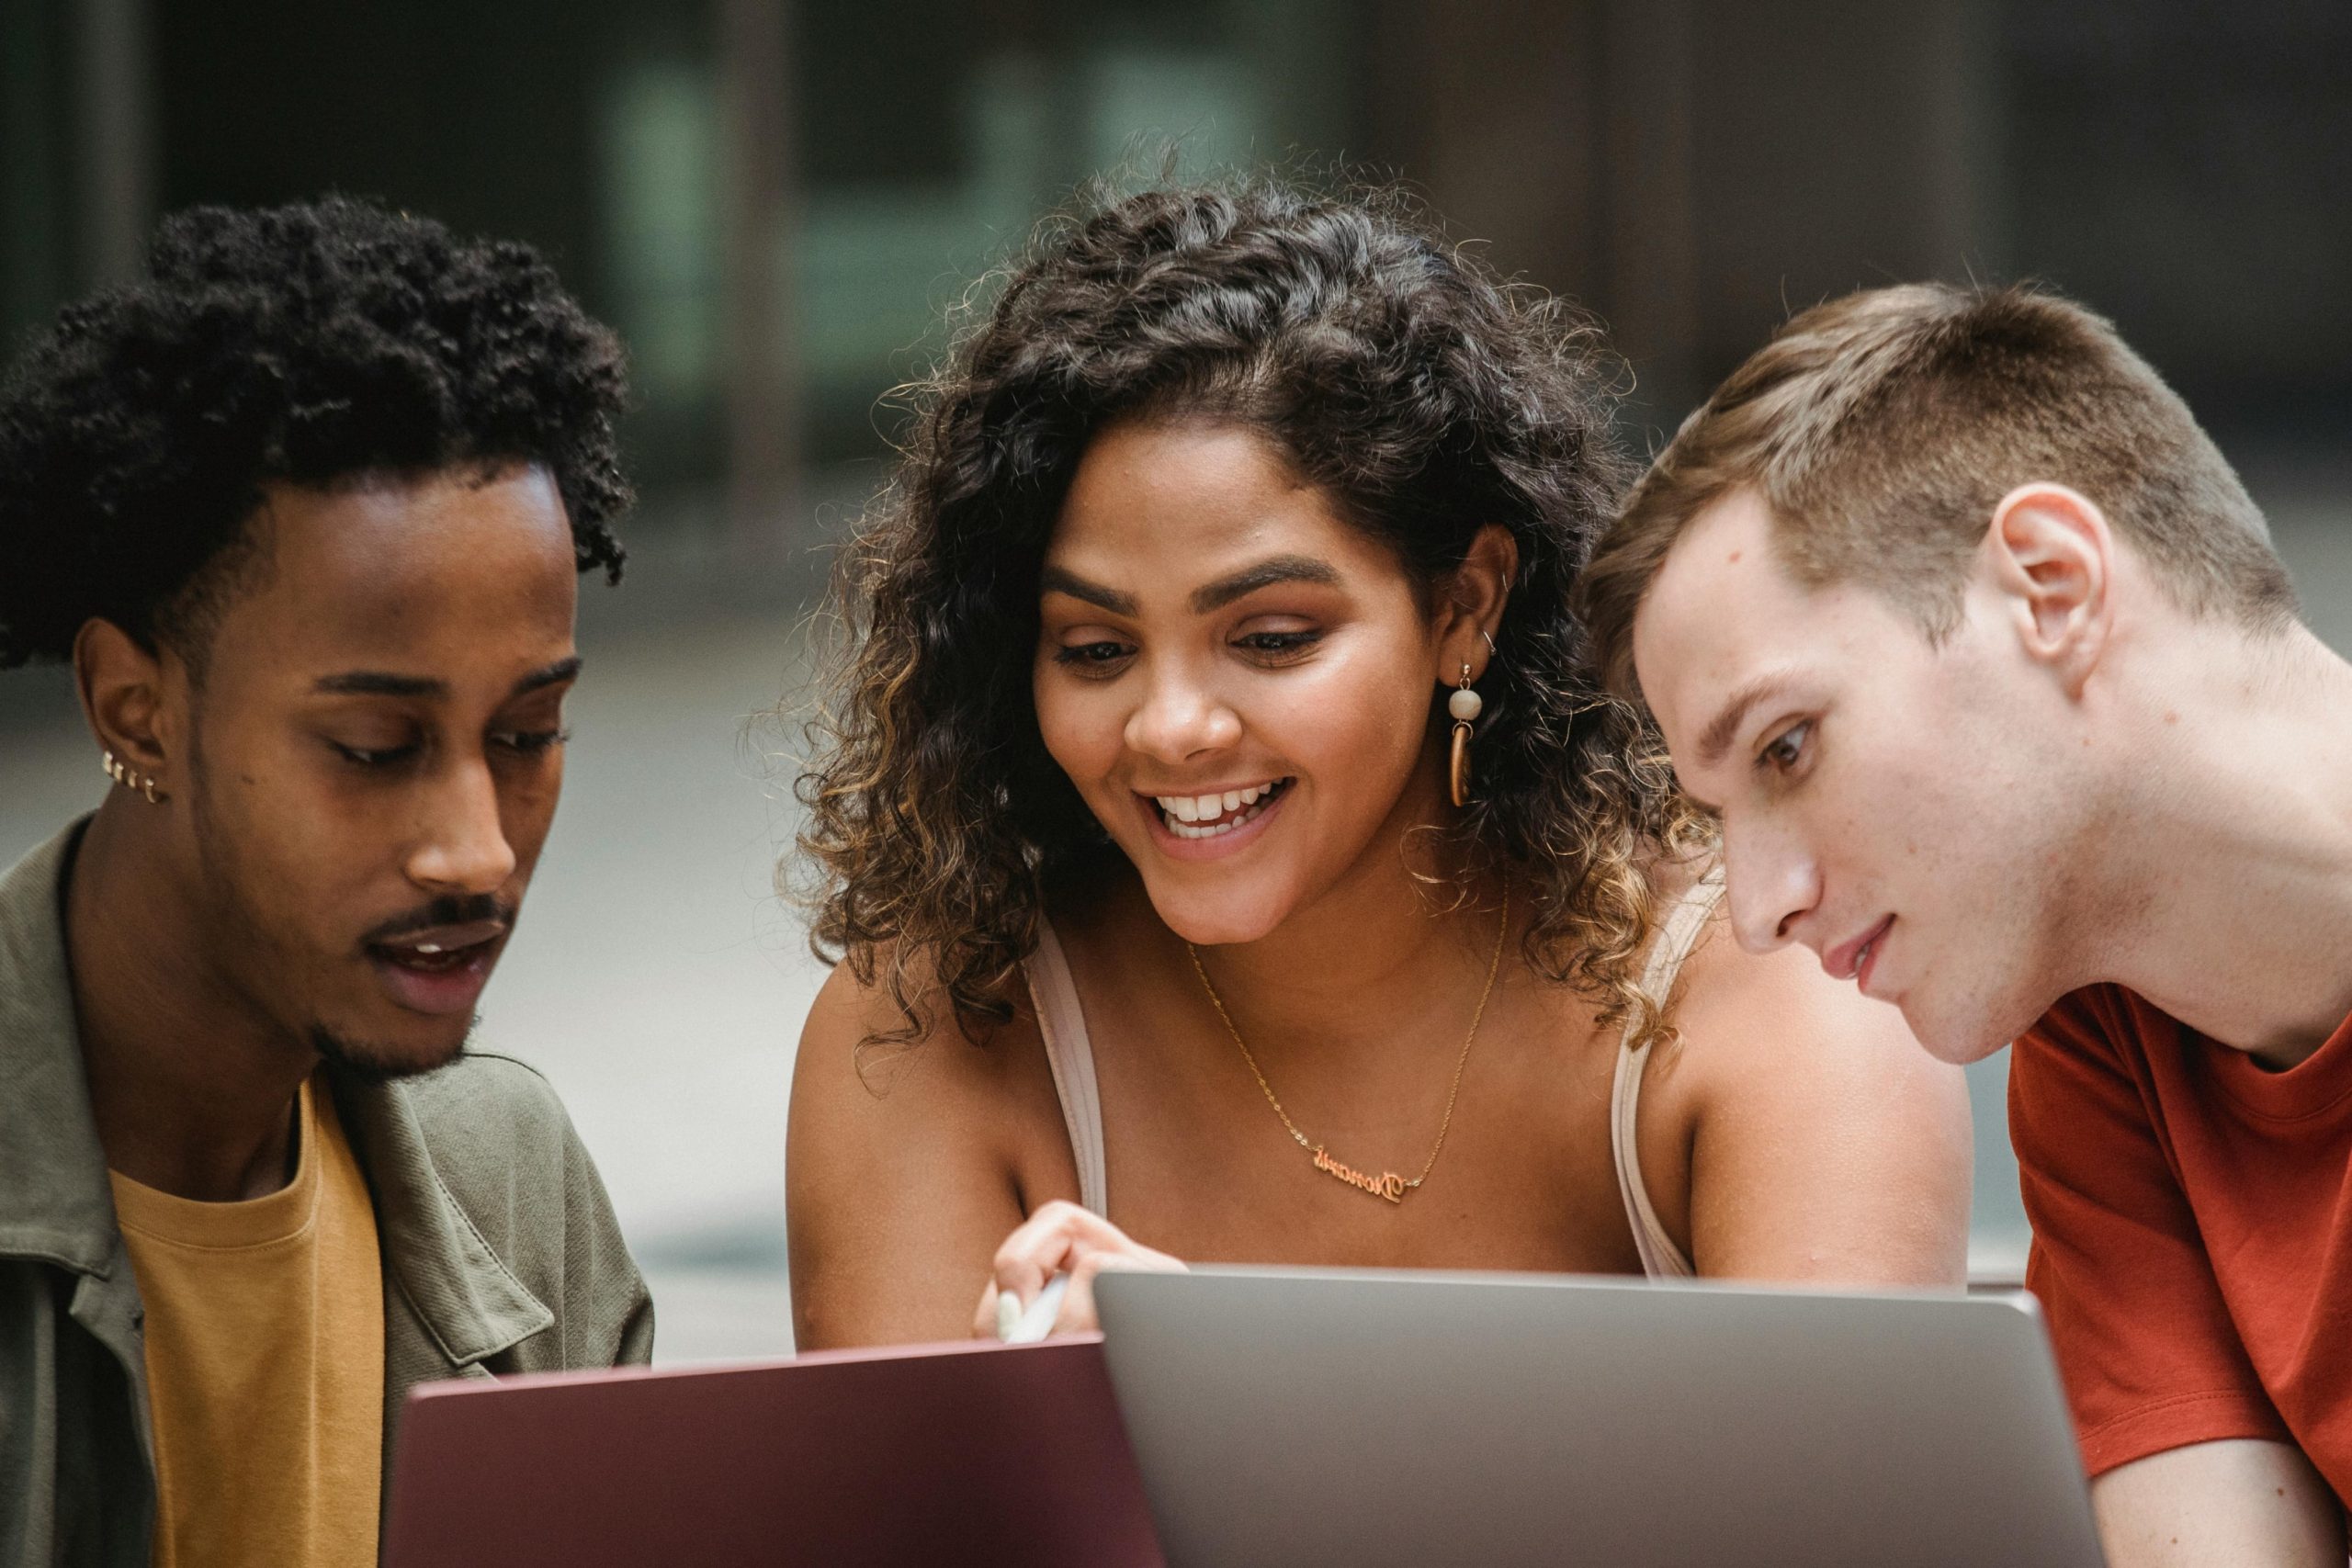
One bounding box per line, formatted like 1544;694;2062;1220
382;1335;1164;1567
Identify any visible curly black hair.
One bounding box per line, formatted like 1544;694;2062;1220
0;196;630;671
796;175;1702;1054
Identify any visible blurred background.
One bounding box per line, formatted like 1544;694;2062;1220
4;0;2347;1358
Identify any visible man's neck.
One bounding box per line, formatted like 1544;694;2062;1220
66;801;316;1201
2097;622;2352;1067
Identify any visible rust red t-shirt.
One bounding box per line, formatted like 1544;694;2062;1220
2013;985;2352;1491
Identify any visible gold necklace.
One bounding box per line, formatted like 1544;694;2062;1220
1185;886;1509;1204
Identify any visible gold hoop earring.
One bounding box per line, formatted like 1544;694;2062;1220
1448;660;1484;807
101;749;167;805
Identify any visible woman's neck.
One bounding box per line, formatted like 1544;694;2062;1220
1174;773;1513;1066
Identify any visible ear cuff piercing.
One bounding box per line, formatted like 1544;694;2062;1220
102;750;167;804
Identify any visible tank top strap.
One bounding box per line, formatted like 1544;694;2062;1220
1609;864;1727;1279
1023;917;1109;1216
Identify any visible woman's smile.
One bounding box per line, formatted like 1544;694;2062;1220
1137;776;1295;858
1148;776;1290;831
1030;421;1451;943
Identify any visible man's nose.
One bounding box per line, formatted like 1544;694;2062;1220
404;753;519;895
1722;813;1823;955
1124;662;1242;764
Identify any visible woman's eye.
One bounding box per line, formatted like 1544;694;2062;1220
1052;640;1132;668
1235;629;1321;658
1759;719;1812;773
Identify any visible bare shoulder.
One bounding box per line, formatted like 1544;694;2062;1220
787;944;1080;1346
790;948;1065;1160
1670;903;1928;1074
1655;887;1974;1284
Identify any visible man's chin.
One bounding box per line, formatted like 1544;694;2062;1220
310;1021;472;1086
1899;993;2023;1066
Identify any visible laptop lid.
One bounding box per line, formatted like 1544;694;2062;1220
1094;1266;2104;1568
382;1336;1163;1568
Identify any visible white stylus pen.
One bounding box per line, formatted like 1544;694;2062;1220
996;1273;1069;1344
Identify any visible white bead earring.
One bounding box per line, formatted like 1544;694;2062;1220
1448;661;1484;807
1447;630;1498;808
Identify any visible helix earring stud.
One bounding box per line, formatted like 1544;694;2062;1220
101;749;167;805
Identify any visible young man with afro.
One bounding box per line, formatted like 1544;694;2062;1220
0;198;653;1567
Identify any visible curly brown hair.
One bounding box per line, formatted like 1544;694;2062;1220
793;175;1702;1055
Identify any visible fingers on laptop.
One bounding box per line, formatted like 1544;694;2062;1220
972;1201;1184;1338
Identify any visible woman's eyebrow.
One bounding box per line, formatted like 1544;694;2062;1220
1039;566;1139;615
1189;554;1339;614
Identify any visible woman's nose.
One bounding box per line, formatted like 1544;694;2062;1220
1125;666;1242;763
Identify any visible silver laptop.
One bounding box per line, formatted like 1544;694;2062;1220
1094;1266;2104;1568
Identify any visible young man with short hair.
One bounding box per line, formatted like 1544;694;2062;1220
1577;284;2352;1565
0;199;652;1567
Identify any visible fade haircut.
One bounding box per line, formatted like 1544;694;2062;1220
1578;282;2296;698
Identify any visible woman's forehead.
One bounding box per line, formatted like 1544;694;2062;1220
1046;422;1382;592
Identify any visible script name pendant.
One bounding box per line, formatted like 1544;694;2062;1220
1313;1145;1408;1204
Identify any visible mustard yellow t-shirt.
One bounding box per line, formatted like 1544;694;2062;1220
109;1074;385;1568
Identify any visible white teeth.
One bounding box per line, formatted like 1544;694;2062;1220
1154;778;1288;840
415;942;444;955
1153;781;1281;822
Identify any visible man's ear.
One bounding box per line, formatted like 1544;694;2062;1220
74;619;178;786
1437;525;1519;682
1983;483;2113;694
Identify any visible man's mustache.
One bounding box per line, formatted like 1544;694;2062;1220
359;894;515;947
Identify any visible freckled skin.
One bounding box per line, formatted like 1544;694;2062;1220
1634;488;2098;1063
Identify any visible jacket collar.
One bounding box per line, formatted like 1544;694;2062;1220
0;818;549;1366
0;822;117;1276
326;1070;554;1366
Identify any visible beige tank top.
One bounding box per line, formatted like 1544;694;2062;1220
1021;868;1724;1280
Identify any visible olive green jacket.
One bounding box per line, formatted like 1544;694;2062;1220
0;824;655;1566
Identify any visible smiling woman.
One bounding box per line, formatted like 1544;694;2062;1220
783;177;1974;1350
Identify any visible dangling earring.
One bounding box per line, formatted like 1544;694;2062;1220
101;749;167;805
1448;661;1483;807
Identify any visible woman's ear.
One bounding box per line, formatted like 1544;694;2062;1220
1437;525;1518;682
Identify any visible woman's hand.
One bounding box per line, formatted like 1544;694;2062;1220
972;1200;1186;1339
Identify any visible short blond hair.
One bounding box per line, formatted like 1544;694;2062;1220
1578;283;2296;697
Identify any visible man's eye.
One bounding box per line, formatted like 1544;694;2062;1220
495;728;571;756
1759;720;1812;772
330;741;420;768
